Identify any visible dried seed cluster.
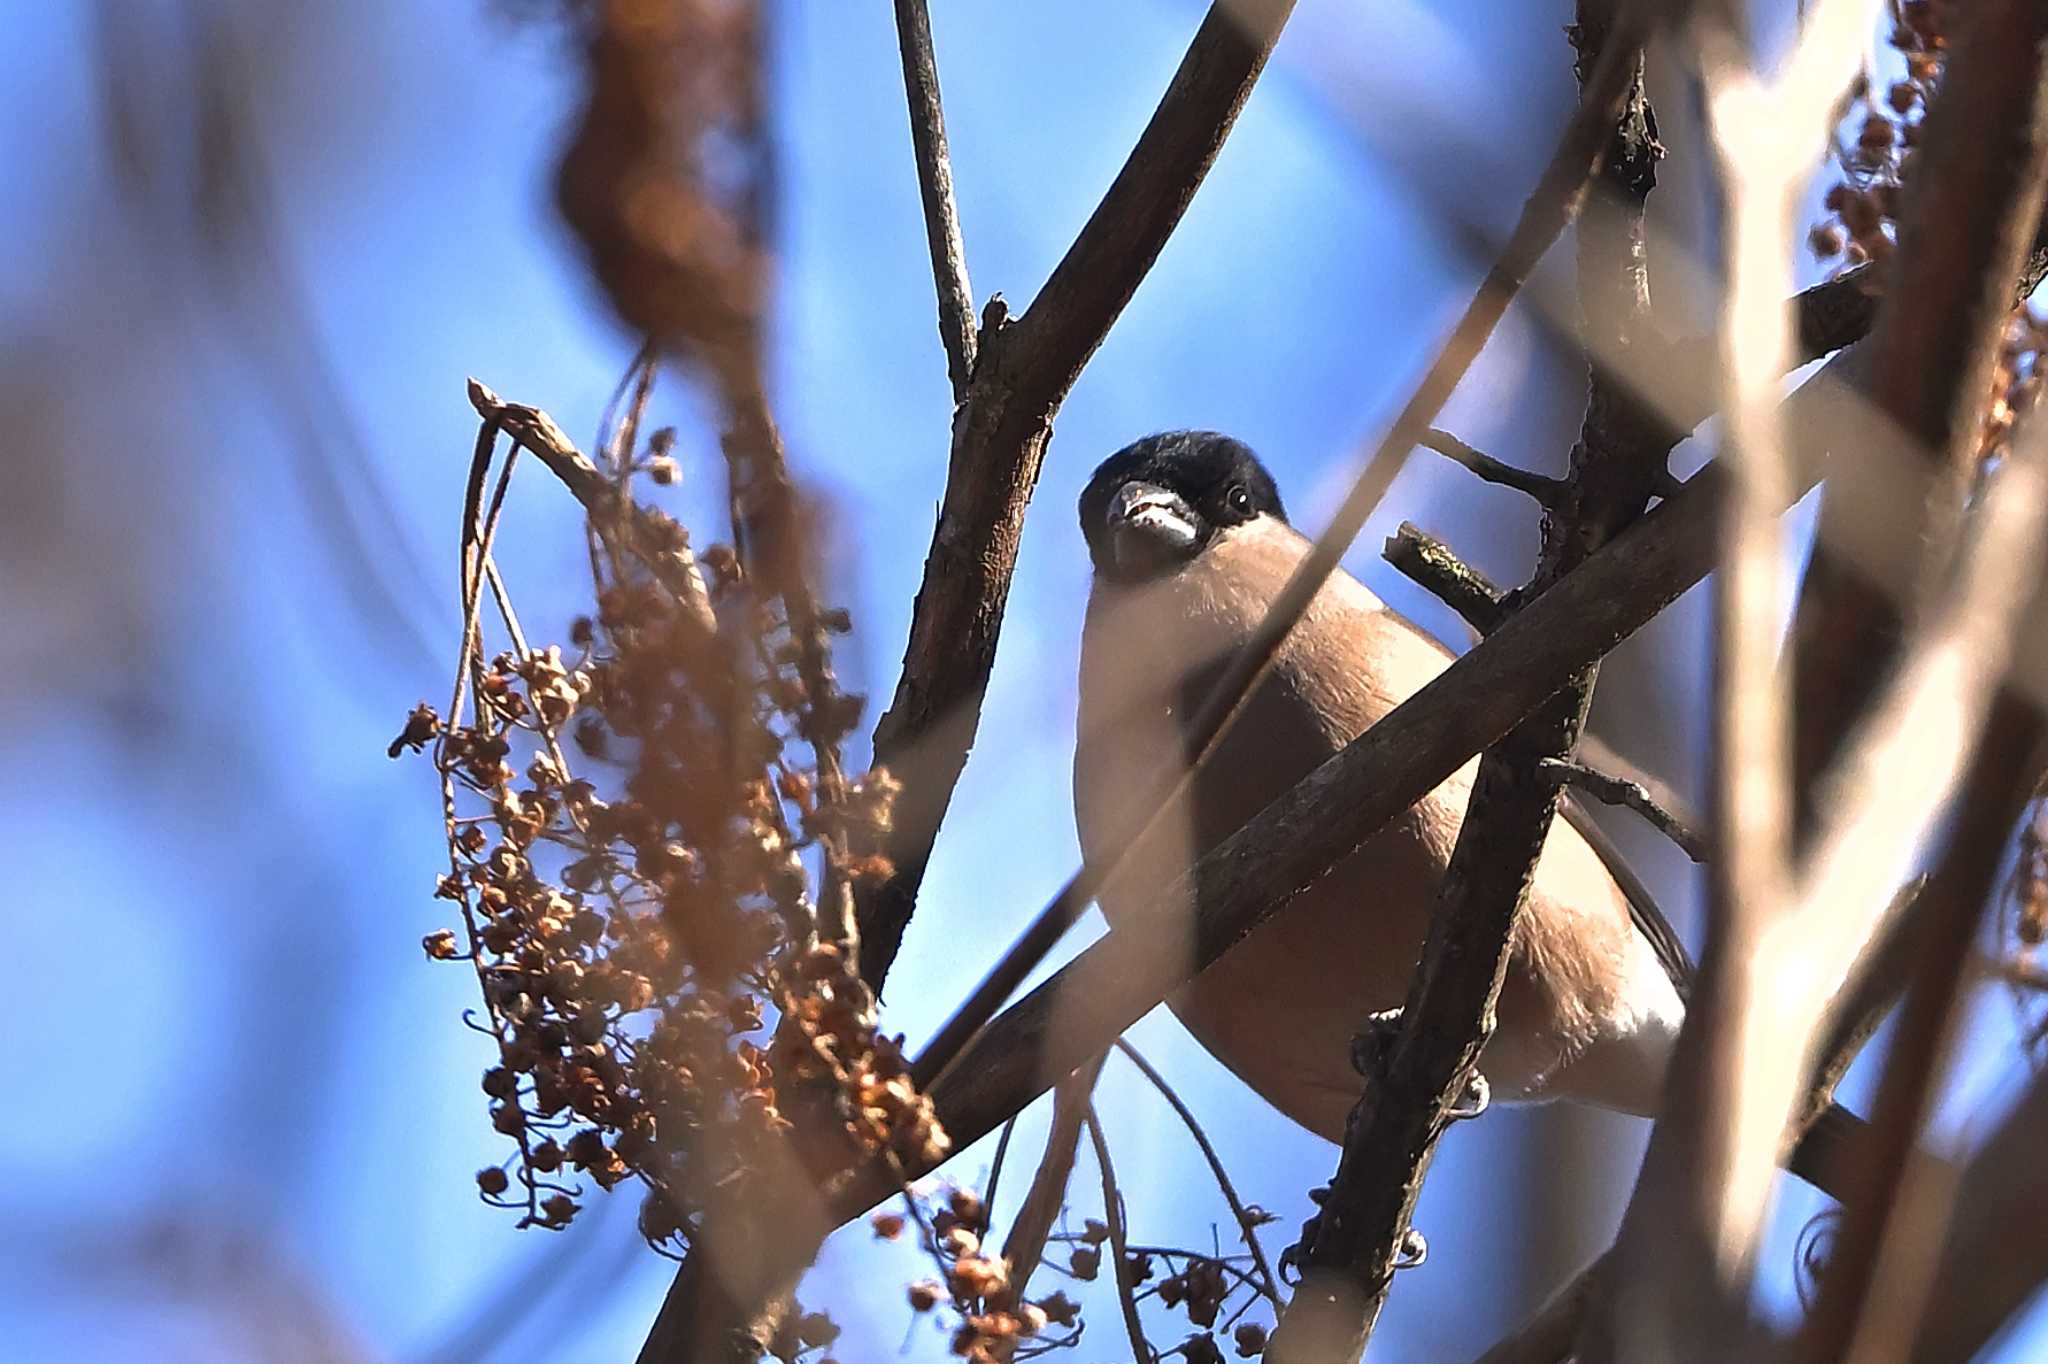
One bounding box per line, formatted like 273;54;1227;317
401;394;947;1354
1807;2;1947;269
1806;1;2044;461
884;1187;1084;1363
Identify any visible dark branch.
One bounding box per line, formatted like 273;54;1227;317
858;0;1298;993
1006;0;1299;404
892;0;977;402
1265;16;1666;1357
1538;757;1708;862
1417;428;1566;506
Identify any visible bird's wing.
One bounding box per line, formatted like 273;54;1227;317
1558;795;1696;999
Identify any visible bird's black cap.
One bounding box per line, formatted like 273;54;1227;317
1079;431;1286;581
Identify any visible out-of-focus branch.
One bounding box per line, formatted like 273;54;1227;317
1471;1250;1610;1364
1800;685;2048;1359
858;0;1299;992
1905;1065;2048;1362
1787;0;2048;809
1265;11;1666;1357
997;1054;1105;1310
1659;204;2048;437
1589;3;2048;1353
892;0;976;402
912;6;1654;1087
1596;15;1820;1350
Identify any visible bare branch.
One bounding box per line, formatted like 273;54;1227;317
465;379;718;645
998;1054;1105;1307
1264;13;1670;1358
1082;1105;1154;1364
892;0;977;401
1799;689;2048;1359
1112;1039;1282;1310
1417;428;1566;506
1538;757;1708;861
1382;522;1506;636
1470;1250;1609;1364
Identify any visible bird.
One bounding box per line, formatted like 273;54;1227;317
1071;428;1695;1140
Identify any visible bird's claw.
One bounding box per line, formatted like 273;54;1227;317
1393;1227;1428;1271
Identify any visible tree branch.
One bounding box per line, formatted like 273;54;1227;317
892;0;977;402
1905;1063;2048;1361
1083;1105;1154;1364
1538;757;1708;861
1383;521;1507;636
1799;687;2048;1359
858;0;1299;992
465;379;718;645
1265;13;1668;1357
1416;428;1566;506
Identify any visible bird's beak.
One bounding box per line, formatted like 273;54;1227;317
1109;481;1201;574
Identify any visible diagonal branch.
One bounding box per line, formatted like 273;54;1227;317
858;0;1299;992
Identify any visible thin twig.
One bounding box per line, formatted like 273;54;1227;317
465;379;718;645
892;0;976;402
1111;1039;1282;1309
1082;1105;1153;1364
1538;757;1707;861
1418;428;1565;505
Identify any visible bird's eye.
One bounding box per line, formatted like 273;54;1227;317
1225;484;1252;514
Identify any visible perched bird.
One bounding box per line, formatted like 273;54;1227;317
1072;429;1693;1139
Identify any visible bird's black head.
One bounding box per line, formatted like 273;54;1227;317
1079;431;1287;582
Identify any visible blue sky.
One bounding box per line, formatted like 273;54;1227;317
2;1;2044;1360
